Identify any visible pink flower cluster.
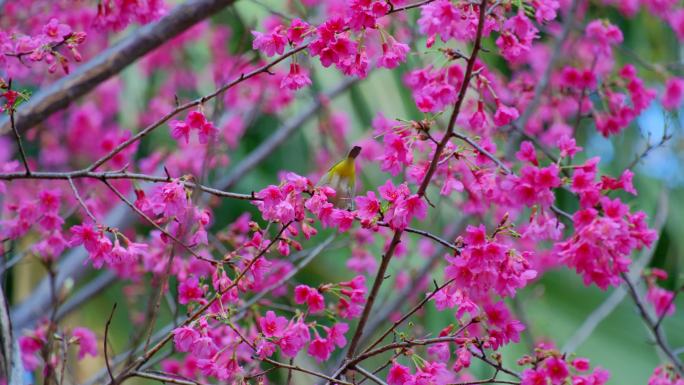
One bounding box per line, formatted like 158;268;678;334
601;0;684;42
171;318;247;381
252;2;411;85
347;0;389;31
509;160;562;208
594;64;656;137
557;195;656;289
0;18;86;74
417;0;498;43
255;173;313;225
647;366;684;385
645;268;677;318
496;12;539;63
94;0;166;31
1;189;65;256
444;224;537;299
388;361;454;385
356;180;428;231
481;301;526;350
520;352;610;385
69;223;148;269
169;110;218;144
170;277;365;378
404;64;464;113
294;276;367;318
20;324;97;371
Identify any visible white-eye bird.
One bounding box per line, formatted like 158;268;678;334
316;146;362;209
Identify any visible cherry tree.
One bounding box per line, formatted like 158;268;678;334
1;0;683;384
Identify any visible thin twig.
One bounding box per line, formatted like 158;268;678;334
67;177;97;222
353;366;388;385
377;222;460;252
448;379;519;385
8;97;31;175
627;129;673;171
85;43;308;172
348;328;474;368
361;278;456;354
131;371;199;385
104;303;118;384
470;343;521;379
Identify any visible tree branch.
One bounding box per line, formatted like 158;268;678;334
622;273;684;375
0;0;238;135
341;0;489;373
8;97;31;175
0;171;258;201
377;222;460;252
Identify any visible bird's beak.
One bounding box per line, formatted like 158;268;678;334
348;146;362;159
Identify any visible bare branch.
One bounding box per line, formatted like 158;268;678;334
349;326;473;368
354;366;388;385
8;95;31;175
67;177;97;222
377;222;460;252
1;171;258;201
104;303;117;384
622;273;684;375
361;278;456;354
131;371;200;385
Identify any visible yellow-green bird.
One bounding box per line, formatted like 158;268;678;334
317;146;362;209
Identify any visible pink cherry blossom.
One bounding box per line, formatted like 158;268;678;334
72;327;98;359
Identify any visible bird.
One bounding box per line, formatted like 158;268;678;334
317;146;362;209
